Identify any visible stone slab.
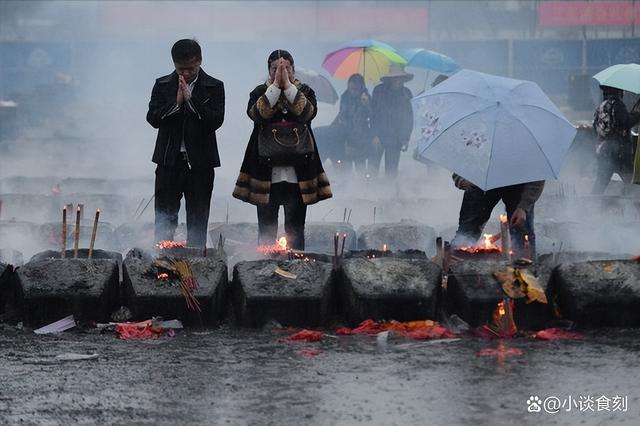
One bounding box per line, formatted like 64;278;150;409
122;248;228;326
231;259;334;327
339;258;440;325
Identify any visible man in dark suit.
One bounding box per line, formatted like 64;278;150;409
147;39;225;247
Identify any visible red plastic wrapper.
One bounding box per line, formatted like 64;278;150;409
115;320;163;340
534;328;583;341
337;319;455;340
284;329;323;342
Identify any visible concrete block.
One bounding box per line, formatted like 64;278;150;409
15;256;120;327
304;222;356;254
231;259;333;327
447;260;551;329
357;220;437;256
339;257;440;325
122;248;227;326
549;260;640;327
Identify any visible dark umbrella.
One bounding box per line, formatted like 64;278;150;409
295;67;339;104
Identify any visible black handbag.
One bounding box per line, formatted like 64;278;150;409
258;122;315;165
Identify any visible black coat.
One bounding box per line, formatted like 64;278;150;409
147;69;225;169
232;81;332;206
371;82;413;145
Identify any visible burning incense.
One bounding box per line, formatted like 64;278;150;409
61;206;67;258
373;206;377;224
88;209;100;259
340;233;347;257
499;213;511;261
346;208;352;223
73;206;81;258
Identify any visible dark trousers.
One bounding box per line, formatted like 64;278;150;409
592;154;633;195
371;141;402;178
154;161;214;247
257;182;307;250
452;186;537;258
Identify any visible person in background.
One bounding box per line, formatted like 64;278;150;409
591;85;632;195
332;73;372;175
451;174;545;259
370;64;414;178
232;49;332;250
146;39;225;247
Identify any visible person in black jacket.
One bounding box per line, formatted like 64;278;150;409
370;65;414;178
333;73;372;175
232;49;332;250
592;86;632;195
451;174;545;259
147;39;225;247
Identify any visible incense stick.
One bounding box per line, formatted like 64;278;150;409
73;206;81;258
88;209;100;259
61;206;67;259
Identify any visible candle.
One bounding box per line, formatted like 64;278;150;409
523;234;531;260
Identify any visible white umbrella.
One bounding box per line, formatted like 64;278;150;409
412;69;577;190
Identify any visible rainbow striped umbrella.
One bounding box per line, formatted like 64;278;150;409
322;39;407;82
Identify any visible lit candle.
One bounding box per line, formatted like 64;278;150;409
523;234;531;260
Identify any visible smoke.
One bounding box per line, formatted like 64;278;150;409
1;1;639;262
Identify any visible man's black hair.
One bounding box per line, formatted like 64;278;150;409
268;49;294;69
171;39;201;63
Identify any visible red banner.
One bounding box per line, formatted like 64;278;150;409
538;1;639;26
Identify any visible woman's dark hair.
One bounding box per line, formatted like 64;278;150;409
171;39;201;63
347;73;366;89
600;85;623;98
268;49;294;69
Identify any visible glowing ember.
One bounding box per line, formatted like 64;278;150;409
256;236;316;261
383;244;387;252
499;213;508;223
156;240;187;249
157;272;169;281
457;233;501;254
277;236;288;250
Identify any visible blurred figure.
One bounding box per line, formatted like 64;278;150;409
332;73;372;175
146;39;225;247
592;86;633;195
451;174;545;259
232;49;332;250
370;65;414;178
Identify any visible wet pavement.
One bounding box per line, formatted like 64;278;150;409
1;325;638;425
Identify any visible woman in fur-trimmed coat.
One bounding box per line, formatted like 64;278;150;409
232;49;332;250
